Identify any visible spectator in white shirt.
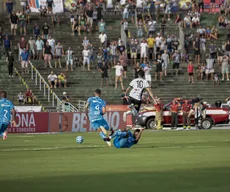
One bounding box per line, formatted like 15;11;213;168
82;46;90;71
47;71;57;88
183;15;192;28
47;35;55;56
113;62;124;90
66;47;74;71
205;55;215;81
192;15;200;28
99;31;107;46
140;39;148;63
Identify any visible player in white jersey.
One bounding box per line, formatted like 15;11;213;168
124;70;155;113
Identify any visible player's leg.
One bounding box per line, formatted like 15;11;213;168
114;137;128;148
96;119;111;146
0;124;8;140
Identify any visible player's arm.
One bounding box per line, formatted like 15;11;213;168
11;108;16;127
145;87;156;102
125;86;131;97
101;106;106;115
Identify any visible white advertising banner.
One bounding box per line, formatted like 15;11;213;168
15;106;42;112
29;0;64;13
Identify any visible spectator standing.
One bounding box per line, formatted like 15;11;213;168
82;46;90;71
172;50;181;76
35;36;44;60
117;40;126;55
221;55;229;81
130;39;138;66
161;50;169;76
86;7;93;29
3;35;12;55
33;23;41;39
62;92;70;112
47;71;57;88
205;55;215;81
6;0;13;15
187;60;195;84
170;99;181;129
154;97;163;130
66;47;74;71
58;72;67;88
121;19;129;37
47;35;55;57
143;62;152;87
10;11;18;36
99;31;107;46
28;37;36;60
182;100;192;129
42;22;50;40
43;41;53;68
140;39;148;63
20;48;30;74
98;61;109;88
20;0;27;10
110;41;118;66
114;62;124;90
154;54;163;81
98;19;106;33
6;51;14;77
54;41;64;68
47;0;54;14
193;37;200;64
18;10;27;35
119;52;128;78
18;36;28;61
147;35;155;61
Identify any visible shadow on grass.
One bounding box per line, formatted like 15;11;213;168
1;167;230;192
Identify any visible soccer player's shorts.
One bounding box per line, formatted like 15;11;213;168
113;137;127;148
91;118;109;131
0;124;9;136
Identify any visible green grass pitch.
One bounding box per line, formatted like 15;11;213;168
0;130;230;192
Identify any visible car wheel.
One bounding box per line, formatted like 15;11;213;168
201;118;212;129
146;118;156;129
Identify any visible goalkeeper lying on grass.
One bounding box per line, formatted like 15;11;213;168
104;128;144;148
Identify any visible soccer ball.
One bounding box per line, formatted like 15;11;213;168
76;136;84;144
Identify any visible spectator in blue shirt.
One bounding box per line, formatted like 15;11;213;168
3;35;11;55
33;23;40;39
20;48;30;74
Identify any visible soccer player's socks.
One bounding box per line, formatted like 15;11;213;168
109;129;127;139
99;131;106;140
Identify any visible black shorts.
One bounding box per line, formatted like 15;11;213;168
156;66;162;73
173;62;180;69
102;73;108;78
129;97;142;112
123;66;127;71
189;72;193;76
194;50;200;55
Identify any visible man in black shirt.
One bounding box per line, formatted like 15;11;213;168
43;41;53;68
10;11;18;36
96;5;103;21
42;22;50;39
98;62;109;88
86;7;93;28
47;0;54;14
6;51;14;77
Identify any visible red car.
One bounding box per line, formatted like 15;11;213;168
134;99;229;129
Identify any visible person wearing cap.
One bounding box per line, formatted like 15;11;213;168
170;99;181;129
66;47;74;71
6;51;15;77
20;48;30;74
84;89;111;147
182;100;192;129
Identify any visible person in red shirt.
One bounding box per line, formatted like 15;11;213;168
170;99;181;129
25;88;34;104
187;60;194;84
154;97;163;130
182;100;192;129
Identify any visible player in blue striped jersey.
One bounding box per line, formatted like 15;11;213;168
0;91;16;140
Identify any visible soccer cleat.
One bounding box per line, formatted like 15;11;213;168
103;137;111;142
106;141;112;147
3;132;7;140
109;128;114;136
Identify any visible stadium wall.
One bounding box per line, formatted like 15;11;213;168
8;106;132;133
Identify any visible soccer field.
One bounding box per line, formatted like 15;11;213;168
0;130;230;192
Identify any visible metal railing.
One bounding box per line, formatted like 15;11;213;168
29;61;79;112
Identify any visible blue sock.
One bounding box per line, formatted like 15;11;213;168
110;129;127;139
99;131;106;140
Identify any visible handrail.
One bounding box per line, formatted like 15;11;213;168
28;61;79;112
